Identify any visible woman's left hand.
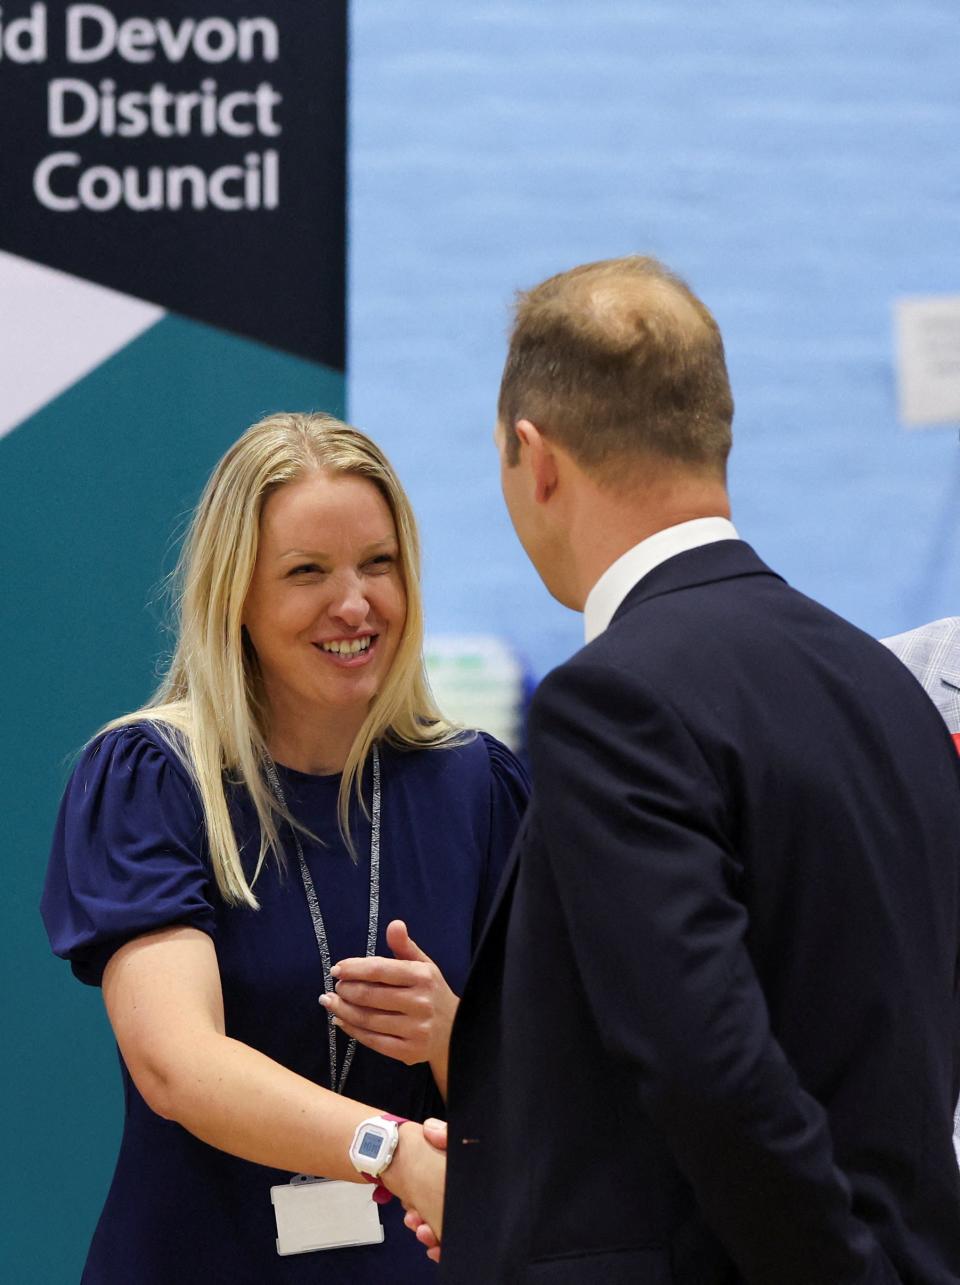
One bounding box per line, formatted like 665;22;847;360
325;920;458;1093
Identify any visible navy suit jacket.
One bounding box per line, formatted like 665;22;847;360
441;542;960;1285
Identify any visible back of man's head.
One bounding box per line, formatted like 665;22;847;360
498;255;734;485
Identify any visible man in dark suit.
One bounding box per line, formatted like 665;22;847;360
406;256;960;1283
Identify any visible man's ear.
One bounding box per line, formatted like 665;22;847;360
515;419;558;504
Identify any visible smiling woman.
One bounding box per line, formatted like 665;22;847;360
40;412;529;1284
243;469;408;779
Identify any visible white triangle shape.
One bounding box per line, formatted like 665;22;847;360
0;250;165;441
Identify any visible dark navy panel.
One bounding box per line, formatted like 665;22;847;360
0;1;346;368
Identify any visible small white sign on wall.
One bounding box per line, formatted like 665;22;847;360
894;294;960;428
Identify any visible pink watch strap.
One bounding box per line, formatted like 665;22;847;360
361;1114;409;1204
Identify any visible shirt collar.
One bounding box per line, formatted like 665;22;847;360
583;516;739;643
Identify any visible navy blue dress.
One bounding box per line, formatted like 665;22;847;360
41;723;529;1285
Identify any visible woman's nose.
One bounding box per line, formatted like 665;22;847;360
328;574;369;627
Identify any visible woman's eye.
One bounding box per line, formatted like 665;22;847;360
366;554;395;573
289;563;323;577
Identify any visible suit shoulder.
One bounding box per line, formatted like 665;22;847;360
533;638;626;695
881;618;960;723
882;617;960;660
529;641;667;734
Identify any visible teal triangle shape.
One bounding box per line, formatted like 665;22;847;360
0;313;345;1285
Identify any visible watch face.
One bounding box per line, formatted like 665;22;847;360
358;1130;384;1162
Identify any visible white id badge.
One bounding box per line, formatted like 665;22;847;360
270;1176;384;1256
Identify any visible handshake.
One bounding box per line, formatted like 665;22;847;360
392;1117;448;1263
324;920;452;1260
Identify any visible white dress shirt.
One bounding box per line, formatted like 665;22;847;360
583;517;740;643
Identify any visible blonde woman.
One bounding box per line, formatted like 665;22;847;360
41;413;529;1284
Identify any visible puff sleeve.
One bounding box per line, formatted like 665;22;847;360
473;731;530;943
41;724;218;986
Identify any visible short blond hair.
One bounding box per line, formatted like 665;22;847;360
106;412;459;907
498;255;733;482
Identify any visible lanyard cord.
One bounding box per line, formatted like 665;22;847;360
264;745;381;1096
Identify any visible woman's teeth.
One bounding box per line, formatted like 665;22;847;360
319;637;373;655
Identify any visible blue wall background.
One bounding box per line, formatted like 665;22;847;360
5;1;960;1278
349;0;960;680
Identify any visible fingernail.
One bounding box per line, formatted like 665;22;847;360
330;964;341;978
331;1017;342;1028
318;994;331;1007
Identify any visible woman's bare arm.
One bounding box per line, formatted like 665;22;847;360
102;920;444;1221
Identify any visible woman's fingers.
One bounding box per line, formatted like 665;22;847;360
322;992;426;1038
327;938;458;1071
418;1223;441;1251
330;1019;412;1061
404;1208;441;1256
332;976;431;1014
331;957;430;986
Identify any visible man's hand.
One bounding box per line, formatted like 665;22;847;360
401;1118;448;1262
325;921;458;1094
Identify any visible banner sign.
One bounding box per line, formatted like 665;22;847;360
0;1;346;371
1;8;346;1279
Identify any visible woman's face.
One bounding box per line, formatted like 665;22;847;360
243;469;407;737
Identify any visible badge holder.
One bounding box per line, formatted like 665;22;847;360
271;1174;384;1256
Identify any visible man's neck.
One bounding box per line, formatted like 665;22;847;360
567;477;731;610
582;515;739;642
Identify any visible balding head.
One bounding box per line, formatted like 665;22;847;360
497;256;734;484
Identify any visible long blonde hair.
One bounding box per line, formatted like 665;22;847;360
105;411;460;908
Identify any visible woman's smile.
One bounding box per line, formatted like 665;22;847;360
312;633;379;666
